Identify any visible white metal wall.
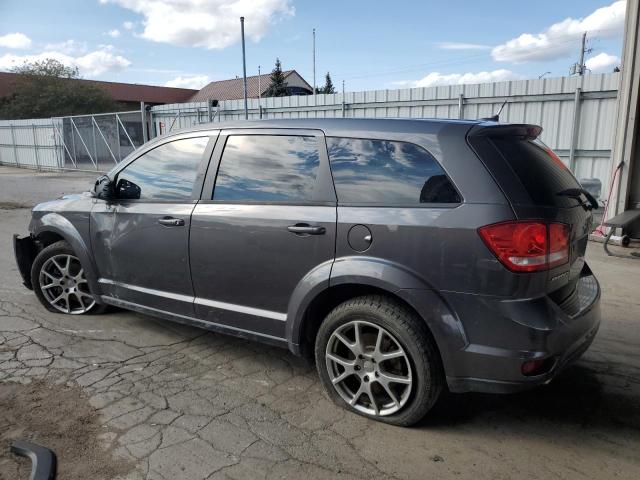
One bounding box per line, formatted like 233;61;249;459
151;73;620;195
0;118;62;170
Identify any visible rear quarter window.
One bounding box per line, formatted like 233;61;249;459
326;137;460;205
490;137;581;208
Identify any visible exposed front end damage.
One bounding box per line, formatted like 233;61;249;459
13;234;38;289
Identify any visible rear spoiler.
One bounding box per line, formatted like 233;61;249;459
467;123;542;140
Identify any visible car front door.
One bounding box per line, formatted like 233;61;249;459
189;129;337;342
91;132;216;316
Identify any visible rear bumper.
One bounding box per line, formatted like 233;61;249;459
441;271;601;394
13;234;37;290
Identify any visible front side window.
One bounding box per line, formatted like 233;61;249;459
115;137;209;200
213;135;320;202
326;137;461;205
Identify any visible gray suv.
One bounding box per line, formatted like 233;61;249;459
14;119;601;426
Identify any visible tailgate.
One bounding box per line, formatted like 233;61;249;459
469;126;594;299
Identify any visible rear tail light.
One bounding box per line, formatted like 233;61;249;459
478;221;570;272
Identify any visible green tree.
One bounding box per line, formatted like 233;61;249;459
320;72;335;94
264;58;288;97
0;59;118;119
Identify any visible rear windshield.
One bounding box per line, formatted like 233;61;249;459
491;137;581;208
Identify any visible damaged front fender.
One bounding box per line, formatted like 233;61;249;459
13;234;38;289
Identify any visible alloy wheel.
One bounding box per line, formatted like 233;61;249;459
39;254;95;314
325;320;413;416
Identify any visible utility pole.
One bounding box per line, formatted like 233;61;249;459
571;32;592;76
578;32;587;76
312;28;316;94
240;17;248;119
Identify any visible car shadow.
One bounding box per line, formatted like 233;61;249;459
419;363;640;432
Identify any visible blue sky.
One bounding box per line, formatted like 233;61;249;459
0;0;626;92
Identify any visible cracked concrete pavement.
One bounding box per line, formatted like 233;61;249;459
0;165;639;479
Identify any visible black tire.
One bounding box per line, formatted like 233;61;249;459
621;235;631;248
315;295;443;426
31;240;107;315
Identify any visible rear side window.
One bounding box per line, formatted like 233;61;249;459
213;135;320;202
326;137;460;205
491;137;581;207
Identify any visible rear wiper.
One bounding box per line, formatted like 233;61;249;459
557;188;598;210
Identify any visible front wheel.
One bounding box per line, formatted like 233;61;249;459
31;240;105;315
315;295;443;426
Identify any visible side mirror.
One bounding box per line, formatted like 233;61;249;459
115;178;141;200
92;175;115;200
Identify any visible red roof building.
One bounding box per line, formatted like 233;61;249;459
0;71;197;107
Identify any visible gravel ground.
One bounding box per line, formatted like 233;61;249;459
0;165;639;480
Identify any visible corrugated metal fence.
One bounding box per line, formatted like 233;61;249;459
151;73;620;195
0;118;62;170
0;73;620;196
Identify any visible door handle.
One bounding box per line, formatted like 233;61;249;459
158;217;185;227
287;224;326;235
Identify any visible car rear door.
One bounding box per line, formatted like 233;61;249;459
189;128;337;341
90;133;216;316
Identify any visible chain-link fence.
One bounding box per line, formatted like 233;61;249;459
0;111;145;172
53;111;144;171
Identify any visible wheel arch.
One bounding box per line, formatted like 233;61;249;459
287;263;466;379
30;213;102;297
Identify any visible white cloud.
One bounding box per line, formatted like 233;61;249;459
437;42;491;50
122;21;135;30
0;45;131;77
586;52;620;72
43;40;87;55
492;1;626;63
398;69;522;88
106;29;121;38
164;75;210;89
0;32;32;49
101;0;294;49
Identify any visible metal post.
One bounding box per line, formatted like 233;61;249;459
10;124;19;166
115;116;121;162
70;119;77;165
568;86;582;172
32;124;41;171
207;100;213;122
258;65;262;119
342;80;346;118
240;17;248;120
458;94;465;119
313;28;316;95
140;102;148;143
51;120;60;169
92;116;98;170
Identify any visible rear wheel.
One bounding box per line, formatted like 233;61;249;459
315;295;442;426
31;241;105;315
